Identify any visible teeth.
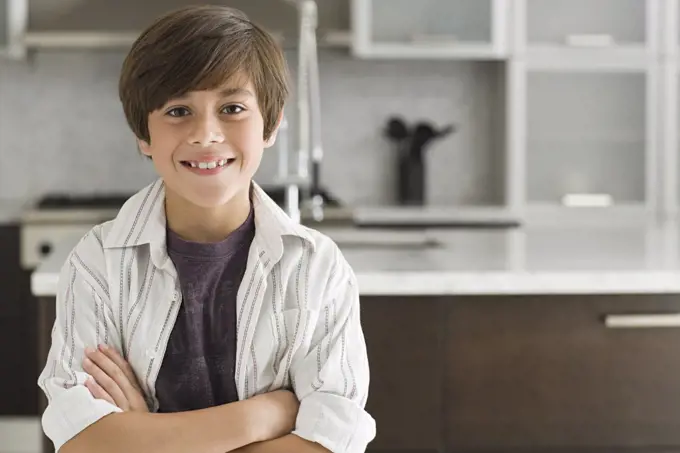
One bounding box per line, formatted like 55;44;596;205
186;159;231;169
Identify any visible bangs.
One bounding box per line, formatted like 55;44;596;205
145;37;254;112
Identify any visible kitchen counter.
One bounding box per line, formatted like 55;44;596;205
30;220;680;296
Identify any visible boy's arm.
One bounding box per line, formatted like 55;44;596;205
60;399;283;453
234;434;330;453
266;247;377;453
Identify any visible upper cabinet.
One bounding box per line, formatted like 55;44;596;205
515;0;659;70
0;0;7;53
351;0;510;59
2;0;350;54
28;0;296;32
508;1;662;221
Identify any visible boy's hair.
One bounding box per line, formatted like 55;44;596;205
119;5;289;144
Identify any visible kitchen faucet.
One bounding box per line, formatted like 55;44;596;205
278;0;325;224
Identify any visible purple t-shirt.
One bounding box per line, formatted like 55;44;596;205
155;205;255;412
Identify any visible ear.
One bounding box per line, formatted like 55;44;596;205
137;138;152;157
264;110;285;148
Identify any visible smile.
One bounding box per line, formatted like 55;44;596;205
180;158;237;175
181;158;235;169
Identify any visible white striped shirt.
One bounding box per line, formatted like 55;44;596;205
37;178;376;453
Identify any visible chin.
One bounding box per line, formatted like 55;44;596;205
185;184;245;209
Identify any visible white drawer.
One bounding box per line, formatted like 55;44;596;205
21;223;94;269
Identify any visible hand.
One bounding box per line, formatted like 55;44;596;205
82;344;149;412
248;390;300;442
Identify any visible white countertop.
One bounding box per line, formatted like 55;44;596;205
30;221;680;296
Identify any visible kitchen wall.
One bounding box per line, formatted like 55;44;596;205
0;48;504;206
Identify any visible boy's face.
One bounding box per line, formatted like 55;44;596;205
139;78;280;209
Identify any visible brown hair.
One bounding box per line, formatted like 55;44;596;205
119;5;289;144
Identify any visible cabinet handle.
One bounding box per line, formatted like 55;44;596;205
604;313;680;329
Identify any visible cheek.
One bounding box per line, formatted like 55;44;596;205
231;124;266;158
146;142;174;167
147;126;181;159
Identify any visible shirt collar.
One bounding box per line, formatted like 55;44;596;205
104;178;316;269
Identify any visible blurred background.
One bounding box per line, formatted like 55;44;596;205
6;1;680;452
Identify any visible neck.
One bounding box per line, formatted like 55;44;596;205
165;186;252;243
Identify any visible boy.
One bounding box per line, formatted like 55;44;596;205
37;5;375;453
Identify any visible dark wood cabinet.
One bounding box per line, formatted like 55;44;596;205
0;224;39;416
445;295;680;451
362;294;680;453
361;297;445;453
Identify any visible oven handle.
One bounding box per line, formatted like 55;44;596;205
604;313;680;329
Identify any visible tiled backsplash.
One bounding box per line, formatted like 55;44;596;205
0;49;504;206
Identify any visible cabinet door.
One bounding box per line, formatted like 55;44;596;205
361;296;444;452
0;0;25;58
0;225;39;416
445;295;680;450
352;0;508;59
518;0;656;67
0;0;6;50
659;2;680;218
527;0;647;47
0;224;24;318
667;68;680;217
523;71;653;215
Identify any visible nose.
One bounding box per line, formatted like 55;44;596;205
187;114;225;147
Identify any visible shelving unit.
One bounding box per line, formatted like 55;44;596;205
350;0;670;224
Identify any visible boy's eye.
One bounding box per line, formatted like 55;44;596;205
222;105;245;115
166;107;190;118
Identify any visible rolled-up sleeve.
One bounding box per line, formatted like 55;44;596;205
37;236;122;452
291;250;376;453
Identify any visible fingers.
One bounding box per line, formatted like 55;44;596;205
83;348;129;409
85;378;116;406
98;345;143;392
82;345;150;413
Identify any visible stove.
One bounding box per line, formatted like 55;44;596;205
36;193;133;209
20;193;133;269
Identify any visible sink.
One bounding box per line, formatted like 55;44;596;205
356;220;520;229
317;228;443;249
334;238;441;249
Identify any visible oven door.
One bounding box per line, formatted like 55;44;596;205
20;223;95;269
